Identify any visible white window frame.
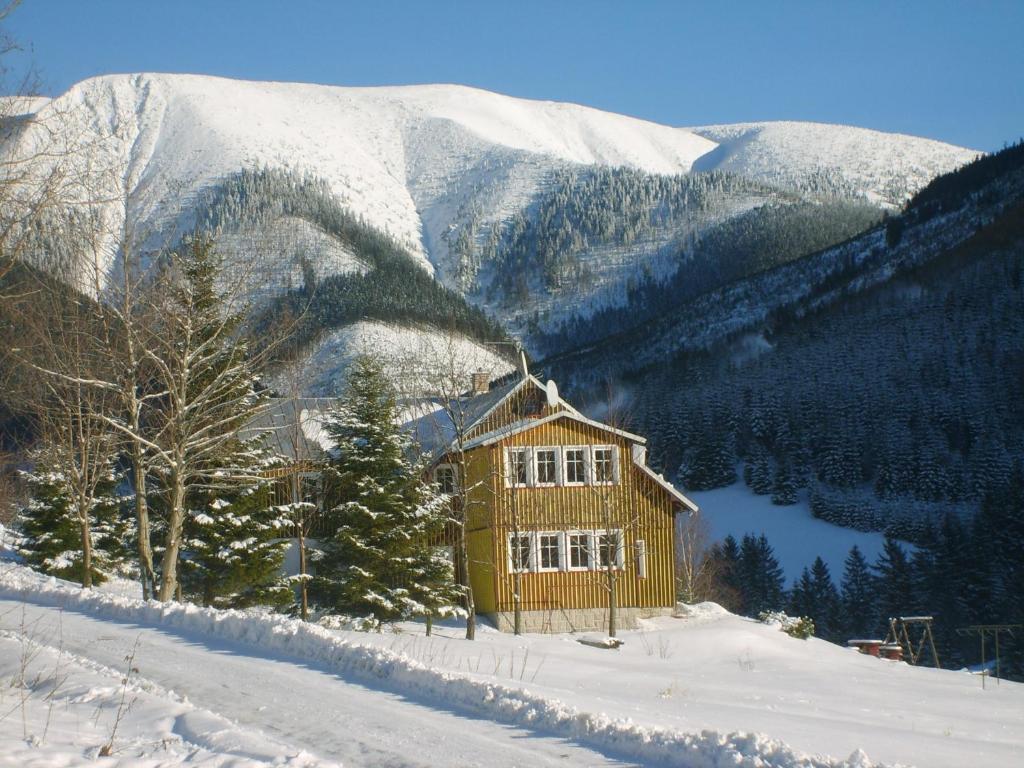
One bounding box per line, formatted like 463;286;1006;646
535;530;564;572
507;531;534;573
434;463;457;495
561;445;588;486
505;447;530;488
635;538;647;579
590;445;619;486
566;530;594;571
594;529;625;570
532;446;560;487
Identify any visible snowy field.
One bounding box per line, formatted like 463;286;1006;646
688;483;889;583
1;553;1021;768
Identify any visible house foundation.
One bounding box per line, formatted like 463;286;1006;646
486;605;675;634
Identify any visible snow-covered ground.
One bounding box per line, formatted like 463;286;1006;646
688;483;889;582
1;556;1021;768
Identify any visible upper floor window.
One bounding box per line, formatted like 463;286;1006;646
563;447;587;485
506;448;529;487
434;464;457;494
503;444;619;488
534;448;559;486
592;446;615;484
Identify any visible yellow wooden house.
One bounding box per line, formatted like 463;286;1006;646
409;370;698;633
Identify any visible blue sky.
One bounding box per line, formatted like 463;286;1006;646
7;1;1022;151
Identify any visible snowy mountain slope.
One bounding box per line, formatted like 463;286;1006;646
4;74;979;392
3;561;1021;767
278;321;514;396
691;121;979;207
11;74;975;287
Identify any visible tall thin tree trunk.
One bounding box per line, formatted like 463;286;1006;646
131;440;155;599
607;565;617;638
78;510;93;589
157;467;186;602
513;569;522;635
457;526;475;640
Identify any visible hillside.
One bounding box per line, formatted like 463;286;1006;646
3;74;978;385
549;143;1024;540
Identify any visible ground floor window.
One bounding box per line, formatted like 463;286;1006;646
504;529;626;574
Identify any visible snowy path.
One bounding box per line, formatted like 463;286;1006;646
0;596;631;767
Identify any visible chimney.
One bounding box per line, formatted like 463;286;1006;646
471;370;490;396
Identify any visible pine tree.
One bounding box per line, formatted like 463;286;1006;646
18;448;129;585
771;458;798;505
738;533;785;616
710;534;743;613
840;545;877;639
806;557;841;641
179;438;292;609
873;537;914;626
744;443;773;495
313;355;459;626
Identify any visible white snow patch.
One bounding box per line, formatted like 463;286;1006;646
687;482;891;582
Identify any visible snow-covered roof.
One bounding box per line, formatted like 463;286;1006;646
461;410;647;452
239;398;336;462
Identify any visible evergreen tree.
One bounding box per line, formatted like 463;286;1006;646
840;545;877;639
18;448;128;585
771;458;798;506
738;533;785;616
313;355;460;626
179;438;292;609
873;537;914;626
709;534;743;613
744;443;773;495
806;557;842;641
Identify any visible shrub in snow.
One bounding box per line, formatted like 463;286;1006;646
759;610;815;640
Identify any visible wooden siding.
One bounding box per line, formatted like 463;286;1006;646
462;417;677;616
465;383;559;441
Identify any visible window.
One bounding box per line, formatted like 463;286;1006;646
537;532;562;571
534;448;558;486
434;464;456;494
596;530;624;569
563;447;587;485
568;532;592;570
592;446;616;484
504;445;619;488
506;448;528;487
509;532;532;572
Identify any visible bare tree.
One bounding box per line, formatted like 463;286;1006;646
675;509;722;605
15;278;122;588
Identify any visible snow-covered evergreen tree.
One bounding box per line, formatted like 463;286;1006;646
179;438;292;609
18;448;129;585
313;355;460;627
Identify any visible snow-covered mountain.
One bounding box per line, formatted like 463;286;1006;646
11;73;975;277
4;73;980;391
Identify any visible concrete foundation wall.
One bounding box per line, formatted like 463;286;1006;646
486;605;674;634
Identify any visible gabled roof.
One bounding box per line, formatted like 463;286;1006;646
637;463;699;512
462;409;646;452
404;374;574;458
